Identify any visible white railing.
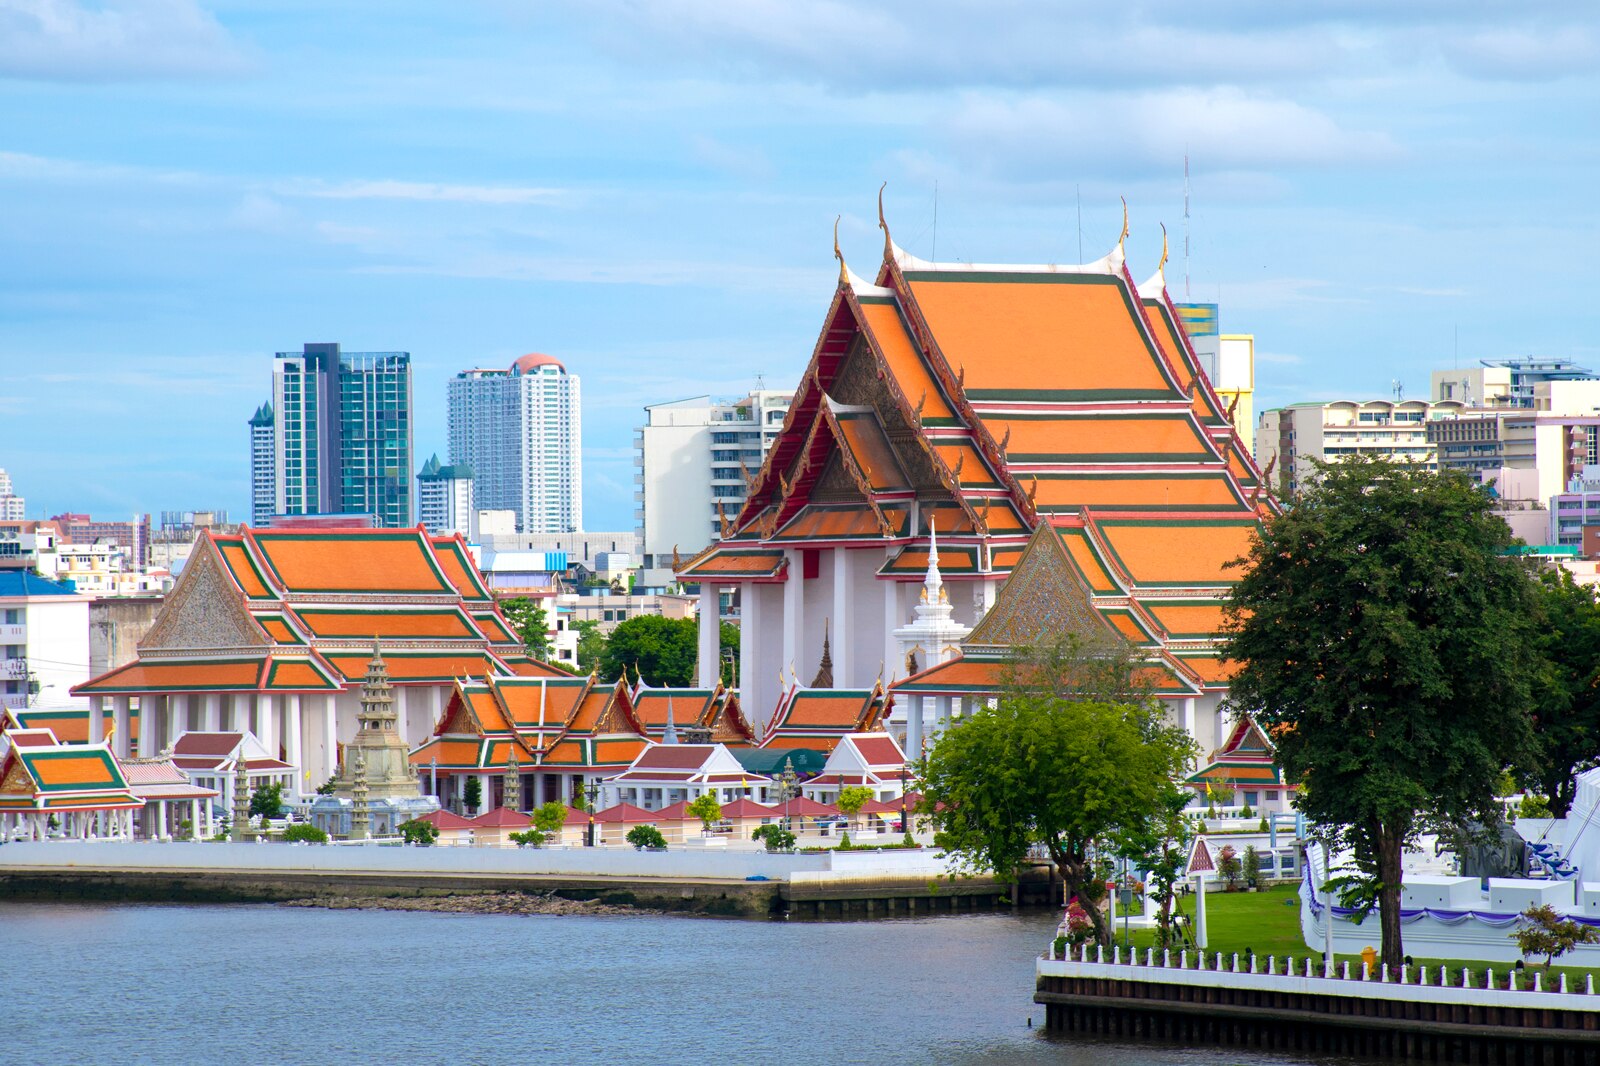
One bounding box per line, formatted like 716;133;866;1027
1037;942;1600;1011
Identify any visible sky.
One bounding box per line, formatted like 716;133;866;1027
2;1;1598;530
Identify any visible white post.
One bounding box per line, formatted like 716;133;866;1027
190;798;201;840
430;685;444;728
697;583;719;688
882;578;900;682
322;694;337;781
1321;841;1335;968
203;692;222;732
906;694;924;761
831;548;851;685
256;693;276;758
89;695;106;744
138;694;157;758
1194;874;1208;949
782;551;803;684
739;582;762;730
934;695;951;736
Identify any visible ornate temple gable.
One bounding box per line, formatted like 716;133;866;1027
139;537;272;654
965;523;1122;650
0;753;31;797
811;454;867;504
592;682;643;736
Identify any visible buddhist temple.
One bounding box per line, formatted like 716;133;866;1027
410;672;651;815
680;198;1272;757
73;526;558;797
0;737;141;841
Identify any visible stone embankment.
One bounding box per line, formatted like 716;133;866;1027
281;892;640;917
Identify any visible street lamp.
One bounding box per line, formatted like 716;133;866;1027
585;779;600;847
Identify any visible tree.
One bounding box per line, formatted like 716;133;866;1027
1115;787;1194;949
1514;903;1600;972
462;776;482;815
835;785;874;830
627;824;667;850
753;824;795;852
283;823;328;844
1242;846;1262;889
1217;845;1241;890
574;620;606;674
685;793;723;834
315;777;337;796
1224;457;1540;972
1521;568;1600;817
511;801;570;848
398;818;439;845
499;597;551;659
249;782;285;821
599;615;697;685
717;622;739;686
917;690;1194;946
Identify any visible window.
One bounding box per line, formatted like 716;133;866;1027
3;609;19;624
1243;791;1259;807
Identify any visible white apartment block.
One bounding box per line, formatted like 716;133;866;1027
1256;399;1466;495
448;353;581;534
0;571;90;711
248;402;275;526
634;389;793;570
0;469;24;521
416;455;475;537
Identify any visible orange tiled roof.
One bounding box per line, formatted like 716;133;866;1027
257;615;303;644
249;529;453;595
1054;525;1123;595
262;657;342;691
430;536;494;601
213;534;273;598
1142;298;1229;428
776;507;891;541
1145;602;1231;639
679;548;787;580
1095;520;1257;588
986;414;1216;464
892;656;1005;694
1031;472;1244;513
76;658;264;694
322;651;505;683
855;298;954;423
295;607;481;641
903;274;1181;401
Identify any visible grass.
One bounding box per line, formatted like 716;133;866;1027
1109;885;1600;988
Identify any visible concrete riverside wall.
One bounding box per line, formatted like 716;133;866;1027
0;840;959;883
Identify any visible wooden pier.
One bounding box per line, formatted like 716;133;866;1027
1036;946;1600;1064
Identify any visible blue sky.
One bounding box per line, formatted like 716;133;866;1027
2;1;1597;530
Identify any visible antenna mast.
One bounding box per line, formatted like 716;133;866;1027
1183;153;1191;300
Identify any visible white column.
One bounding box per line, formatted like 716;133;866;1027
1181;697;1196;741
882;579;901;683
697;583;720;688
934;695;952;736
430;686;444;728
111;696;131;756
739;582;762;728
906;694;924;760
782;553;803;686
203;692;222;732
137;695;157;757
285;694;303;796
321;694;337;782
256;693;277;757
167;695;182;747
89;696;106;744
831;549;852;686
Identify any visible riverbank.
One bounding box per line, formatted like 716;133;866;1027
280;891;640;917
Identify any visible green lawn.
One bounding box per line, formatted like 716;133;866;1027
1110;885;1600;987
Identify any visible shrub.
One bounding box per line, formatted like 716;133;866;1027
626;824;667;850
835;785;874;827
250;782;286;820
1519;794;1553;819
531;801;568;836
315;777;337;796
902;831;916;848
1052;934;1070;959
284;823;328;844
1218;845;1242;890
1259;817;1270;832
752;824;796;852
1515;903;1600;971
398;818;439;845
509;829;547;847
1064;900;1093;945
838;830;852;849
686;794;723;832
1240;803;1254;819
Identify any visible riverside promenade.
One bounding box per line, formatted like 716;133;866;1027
1036;943;1600;1064
0;841;1060;918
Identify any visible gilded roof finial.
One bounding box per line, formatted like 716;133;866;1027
1157;222;1169;273
833;214;848;286
878;181;892;260
1118;196;1129;251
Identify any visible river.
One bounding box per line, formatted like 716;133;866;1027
2;902;1359;1065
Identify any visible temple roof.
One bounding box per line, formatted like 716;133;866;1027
412;674;652;772
680;202;1274;594
761;684;890;752
0;741;141;811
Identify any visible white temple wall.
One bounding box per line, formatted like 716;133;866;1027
799;551;833;683
743;581;785;732
843;549;885;687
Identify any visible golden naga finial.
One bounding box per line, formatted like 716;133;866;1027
1186;376;1199;401
716;500;730;539
914;389;927;425
952;451;965;479
957;364;965;389
1226;392;1241;422
833;214;848;286
999;425;1011;455
672;544;682;571
1027;476;1040;505
1261;455;1277;489
1157;222;1169;273
1118;196;1129;250
738;458;754;490
878;181;892;260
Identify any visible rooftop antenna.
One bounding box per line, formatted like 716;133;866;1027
1392;379;1404;402
1183;152;1191;300
1076;184;1083;263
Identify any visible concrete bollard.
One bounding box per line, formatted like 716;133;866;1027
1146;948;1154;967
1535;974;1543;993
1113;946;1121;965
1420;966;1429;985
1096;945;1104;963
1342;961;1350;980
1231;953;1239;973
1561;974;1568;994
1380;964;1388;983
1250;955;1258;974
1362;963;1370;981
1162;949;1170;968
1268;956;1276;975
1465;969;1472;989
1180;951;1188;969
1587;974;1594;995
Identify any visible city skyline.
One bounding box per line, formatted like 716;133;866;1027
4;2;1599;528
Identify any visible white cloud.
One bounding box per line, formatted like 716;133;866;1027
0;0;248;81
946;89;1399;179
279;178;566;206
1439;26;1598;81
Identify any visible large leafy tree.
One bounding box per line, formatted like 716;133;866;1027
573;620;606;674
1224;457;1540;970
499;597;551;659
1523;568;1600;816
919;637;1194;945
595;615;738;686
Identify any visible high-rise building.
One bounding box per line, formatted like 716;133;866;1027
258;343;413;528
1256;399;1465;495
249;402;275;526
447;353;581;534
1174;302;1255;453
0;469;24;521
634;389;792;570
1432;357;1597;409
416;454;475;537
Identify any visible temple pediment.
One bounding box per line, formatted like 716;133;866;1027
138;537;272;653
964;523;1121;649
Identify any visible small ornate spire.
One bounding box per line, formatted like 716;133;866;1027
834;214;848;285
664;697;679;744
920;518;946;605
811;619;834;688
1118;196;1129;251
878;181;892;260
350;749;370;840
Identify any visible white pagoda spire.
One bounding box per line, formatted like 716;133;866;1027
895;518;970;676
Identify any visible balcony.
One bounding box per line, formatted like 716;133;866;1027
1;658;27;681
0;623;24;642
1;694;27;710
